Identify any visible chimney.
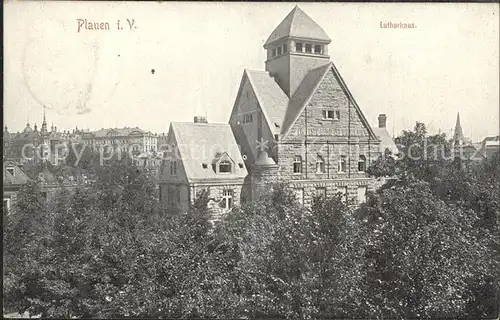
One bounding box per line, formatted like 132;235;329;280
378;114;387;128
194;116;207;124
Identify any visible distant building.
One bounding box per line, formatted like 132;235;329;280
478;135;500;159
80;127;158;156
453;112;485;161
3;160;31;215
135;151;164;178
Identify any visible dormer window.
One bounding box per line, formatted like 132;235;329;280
6;167;14;176
219;160;232;173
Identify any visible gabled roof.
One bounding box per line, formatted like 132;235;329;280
372;127;399;155
3;161;31;185
170;122;247;182
281;63;331;136
280;62;379;141
264;6;331;47
245;70;289;133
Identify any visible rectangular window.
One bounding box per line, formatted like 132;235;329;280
277;46;282;55
272;48;277;57
219;160;232;173
358;155;367;172
316;155;325;173
296;43;303;52
337;187;348;203
314;44;322;54
293;155;302;174
315;187;326;199
283;43;288;53
322;110;337;120
305;44;312;53
357;186;367;204
335;110;340;120
222;189;233;210
242;113;253;124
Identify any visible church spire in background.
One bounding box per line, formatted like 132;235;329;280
453;112;464;145
41;105;48;134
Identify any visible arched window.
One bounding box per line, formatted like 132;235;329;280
316;155;325;173
338;156;346;173
293;155;302;173
358;155;366;172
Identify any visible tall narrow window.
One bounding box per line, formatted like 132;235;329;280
171;160;177;176
334;110;340;120
358;155;366;172
305;44;312;53
338;156;346;173
219;160;232;173
277;46;282;55
222;189;233;210
293;155;302;173
296;43;303;52
314;44;322;54
337;186;348;203
283;43;288;53
357;186;367;204
316;155;325;173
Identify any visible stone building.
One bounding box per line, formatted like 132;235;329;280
229;6;390;206
159;6;396;212
159;119;248;217
80;127;158;155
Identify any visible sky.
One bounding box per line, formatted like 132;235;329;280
4;1;499;141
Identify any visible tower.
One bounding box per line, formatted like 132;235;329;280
41;106;48;135
264;6;331;97
250;150;280;201
453;112;464;146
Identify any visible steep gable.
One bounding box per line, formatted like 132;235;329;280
230;70;289;134
281;62;379;141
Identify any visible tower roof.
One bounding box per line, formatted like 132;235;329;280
264;6;331;47
453;112;464;145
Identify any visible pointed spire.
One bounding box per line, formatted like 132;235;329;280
453;112;464;145
41;106;48;134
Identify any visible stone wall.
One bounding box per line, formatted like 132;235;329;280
250;163;280;201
